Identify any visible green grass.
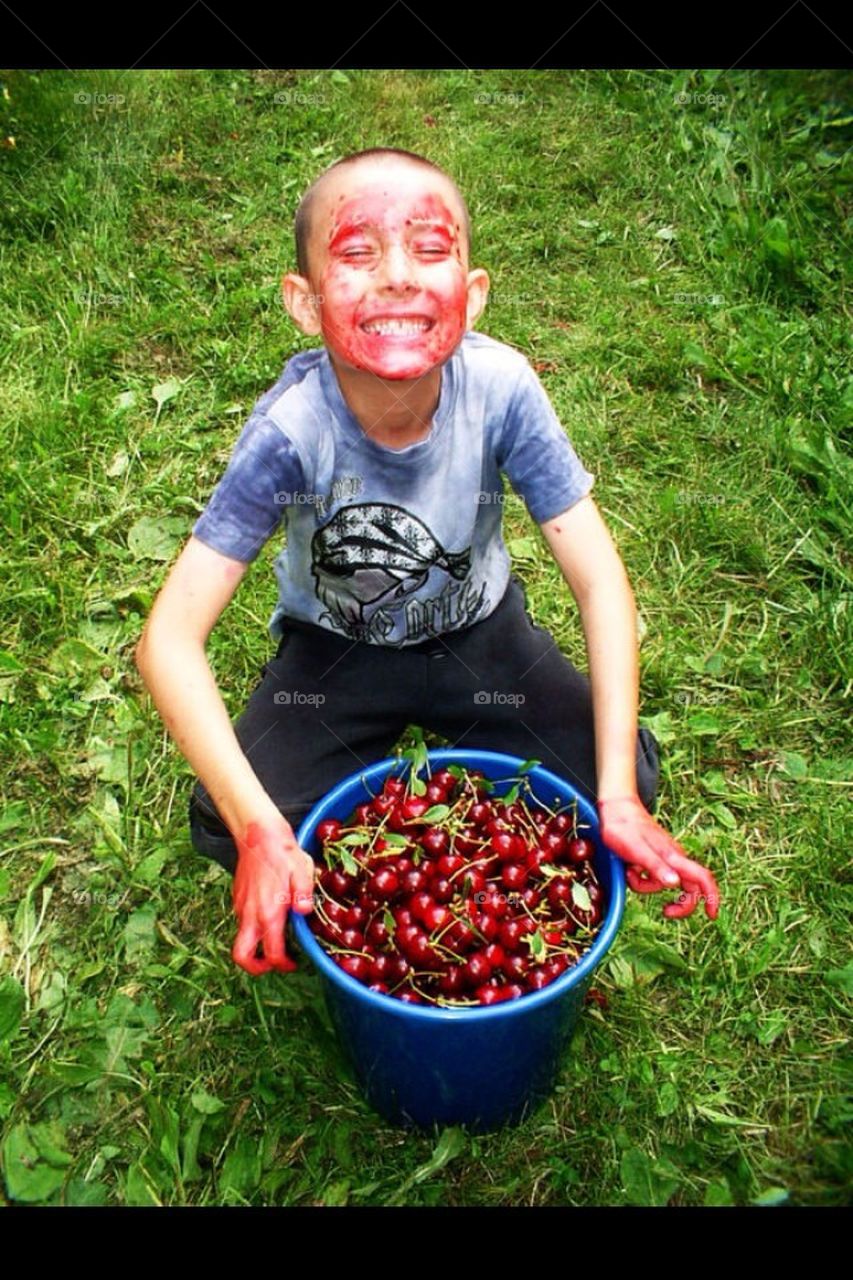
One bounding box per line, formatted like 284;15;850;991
0;67;851;1206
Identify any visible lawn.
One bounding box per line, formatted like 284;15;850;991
0;67;850;1206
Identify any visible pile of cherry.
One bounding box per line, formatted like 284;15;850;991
308;764;605;1007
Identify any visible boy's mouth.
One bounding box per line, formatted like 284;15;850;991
360;315;435;337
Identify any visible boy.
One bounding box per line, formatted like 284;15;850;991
135;147;720;977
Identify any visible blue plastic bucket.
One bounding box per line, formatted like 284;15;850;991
291;749;625;1133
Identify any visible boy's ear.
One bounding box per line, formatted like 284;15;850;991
466;268;490;330
282;272;322;336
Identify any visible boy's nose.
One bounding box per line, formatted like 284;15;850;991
378;242;417;291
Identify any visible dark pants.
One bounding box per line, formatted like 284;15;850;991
189;573;660;875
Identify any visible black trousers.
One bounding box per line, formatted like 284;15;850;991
188;573;660;876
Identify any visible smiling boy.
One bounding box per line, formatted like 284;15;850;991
135;146;720;976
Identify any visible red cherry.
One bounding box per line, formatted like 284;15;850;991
549;813;572;834
437;853;465;877
476;912;500;943
402;796;430;822
408;891;435;925
368;868;400;900
354;802;373;825
369;953;394;982
399;990;425;1004
431;876;454;904
547;877;574;911
468;802;491;827
383;775;406;799
316;818;342;844
366;918;390;947
371;793;396;818
328;869;357;898
425;782;449;805
343;904;367;930
340;955;370;981
474;984;502;1005
483;942;507;971
340;928;364;951
438;965;465;995
567;836;595;864
501;862;528;891
401;868;430;896
526;966;555;991
424;902;452;933
421;827;450;857
368;981;390;994
432;770;457;792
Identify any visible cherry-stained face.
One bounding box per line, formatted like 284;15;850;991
310;167;470;381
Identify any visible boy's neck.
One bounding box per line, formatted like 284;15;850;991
328;354;443;449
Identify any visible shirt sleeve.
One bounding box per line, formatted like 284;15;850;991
497;360;595;524
192;414;307;563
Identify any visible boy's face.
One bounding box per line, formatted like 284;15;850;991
286;161;488;382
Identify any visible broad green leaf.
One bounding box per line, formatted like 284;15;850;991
30;1121;73;1168
123;906;157;966
219;1134;262;1197
125;1161;161;1206
752;1186;789;1206
656;1082;679;1117
191;1090;226;1115
704;1178;734;1206
571;881;591;912
2;1124;68;1203
0;975;25;1043
421;805;450;823
127;514;186;562
780;751;808;780
64;1177;109;1206
412;1126;466;1184
620;1147;681;1206
151;377;181;417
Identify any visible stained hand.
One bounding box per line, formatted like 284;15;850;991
231;814;316;975
597;795;720;921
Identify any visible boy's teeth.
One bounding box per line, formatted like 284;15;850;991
363;318;431;335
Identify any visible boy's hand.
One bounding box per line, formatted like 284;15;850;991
597;795;720;921
231;812;316;975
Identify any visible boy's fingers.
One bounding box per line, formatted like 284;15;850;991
625;864;668;894
663;893;699;920
232;923;271;976
290;853;316;911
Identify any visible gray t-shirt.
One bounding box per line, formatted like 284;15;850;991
192;331;594;648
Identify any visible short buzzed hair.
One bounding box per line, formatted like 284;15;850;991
294;147;472;280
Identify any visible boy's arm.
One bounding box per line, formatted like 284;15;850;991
538;496;720;921
134;535;281;835
135;535;316;973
